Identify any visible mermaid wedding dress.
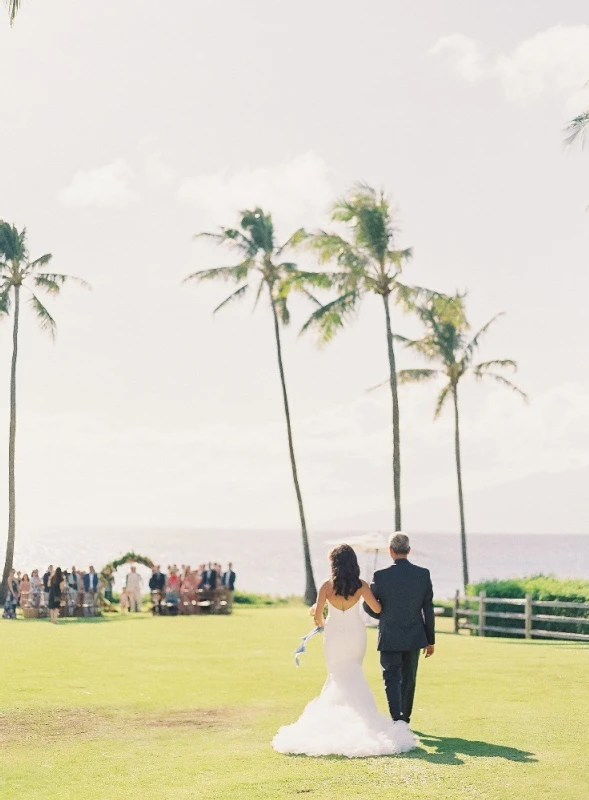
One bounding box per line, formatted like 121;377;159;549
272;599;417;757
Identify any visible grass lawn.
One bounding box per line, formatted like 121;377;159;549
1;607;587;799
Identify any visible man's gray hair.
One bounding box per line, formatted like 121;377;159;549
389;532;410;554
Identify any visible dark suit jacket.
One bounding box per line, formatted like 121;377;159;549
363;559;435;652
83;573;99;592
203;569;217;590
222;571;236;590
149;572;166;591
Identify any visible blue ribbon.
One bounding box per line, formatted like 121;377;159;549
294;626;323;666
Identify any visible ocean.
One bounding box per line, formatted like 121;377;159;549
12;527;589;599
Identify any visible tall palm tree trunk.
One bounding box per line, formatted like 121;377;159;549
1;286;19;602
382;293;402;531
452;384;469;590
269;293;317;604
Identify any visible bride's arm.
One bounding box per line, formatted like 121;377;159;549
313;582;329;628
360;580;382;615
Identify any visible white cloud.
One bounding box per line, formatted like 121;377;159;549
177;152;334;235
60;159;138;207
431;24;589;108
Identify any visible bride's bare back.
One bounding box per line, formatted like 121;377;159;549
314;579;381;625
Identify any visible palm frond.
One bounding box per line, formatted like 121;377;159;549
397;368;441;385
434;383;452;419
27;253;52;272
213;284;249;314
194;228;255;257
252;277;266;312
0;290;11;315
34;272;91;294
474;371;528;402
29;292;57;339
183;262;253;284
7;0;20;24
461;313;504;365
473;359;517;374
564;110;589;148
0;221;27;262
299;289;361;344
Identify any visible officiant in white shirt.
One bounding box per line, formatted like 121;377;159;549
125;566;144;613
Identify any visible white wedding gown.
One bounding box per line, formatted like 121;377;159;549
272;599;417;757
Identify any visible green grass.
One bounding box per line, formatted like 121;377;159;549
1;607;587;799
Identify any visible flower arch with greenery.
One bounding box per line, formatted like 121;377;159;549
100;551;154;586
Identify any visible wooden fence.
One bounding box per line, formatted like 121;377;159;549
453;591;589;641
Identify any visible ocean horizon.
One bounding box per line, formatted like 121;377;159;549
11;527;589;600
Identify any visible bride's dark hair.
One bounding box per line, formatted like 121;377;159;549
329;544;362;599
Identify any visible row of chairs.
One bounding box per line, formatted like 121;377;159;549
151;587;233;615
18;590;101;618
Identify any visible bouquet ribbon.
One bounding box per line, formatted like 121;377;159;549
294;626;323;666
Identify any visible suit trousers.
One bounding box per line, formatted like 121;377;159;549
379;649;421;723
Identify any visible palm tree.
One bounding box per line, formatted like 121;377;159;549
390;293;527;590
184;208;325;604
564;110;589;148
294;184;415;532
6;0;20;25
0;222;89;602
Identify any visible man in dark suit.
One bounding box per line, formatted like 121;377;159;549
203;563;217;591
363;533;435;731
149;565;166;613
222;563;236;591
83;566;99;593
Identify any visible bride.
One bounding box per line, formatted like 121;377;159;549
272;544;417;757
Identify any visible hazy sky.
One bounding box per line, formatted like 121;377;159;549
0;1;588;534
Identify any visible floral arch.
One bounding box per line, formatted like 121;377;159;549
100;551;154;585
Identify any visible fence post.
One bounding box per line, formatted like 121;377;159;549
453;589;460;634
525;593;532;640
478;591;486;637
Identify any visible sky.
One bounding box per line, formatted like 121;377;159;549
0;1;588;537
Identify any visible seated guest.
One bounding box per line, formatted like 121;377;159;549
166;568;180;606
222;562;236;591
30;569;43;606
19;573;31;606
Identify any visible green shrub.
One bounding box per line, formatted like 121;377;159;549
232;592;300;608
467;575;589;638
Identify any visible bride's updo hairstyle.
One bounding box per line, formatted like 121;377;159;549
329;544;362;599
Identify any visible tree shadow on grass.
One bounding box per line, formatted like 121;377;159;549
409;732;537;766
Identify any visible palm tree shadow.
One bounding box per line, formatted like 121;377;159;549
409;732;537;766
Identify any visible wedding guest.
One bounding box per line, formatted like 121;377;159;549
77;570;86;608
2;569;18;619
30;569;43;607
126;566;143;613
43;565;53;593
103;569;114;603
202;562;217;591
19;573;31;606
67;568;79;593
222;563;236;591
166;567;180;608
48;567;64;624
83;566;99;594
149;565;165;613
119;586;131;613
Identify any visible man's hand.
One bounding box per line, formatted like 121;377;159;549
423;644;435;658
